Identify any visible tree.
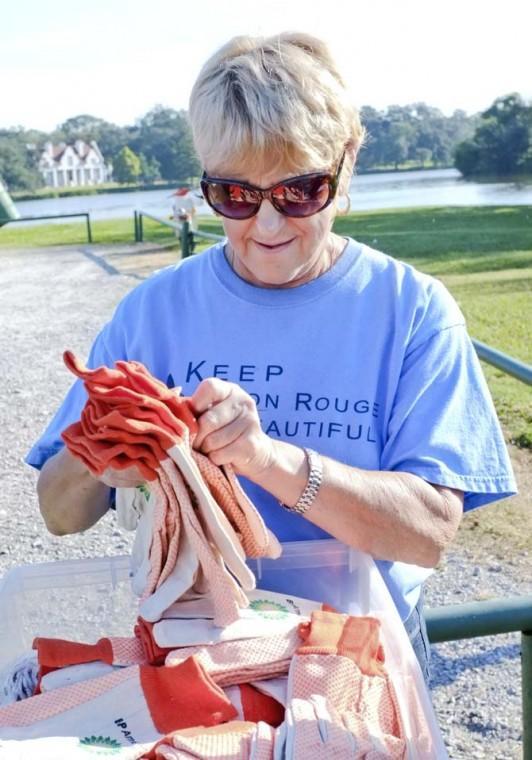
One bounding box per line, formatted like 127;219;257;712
357;106;388;170
112;146;141;184
454;94;532;177
53;114;130;164
381;119;412;169
454;140;483;176
357;102;470;171
130;106;200;181
415;148;432;167
0;130;43;191
139;153;161;183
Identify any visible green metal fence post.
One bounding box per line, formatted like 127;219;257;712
139;213;144;242
133;211;138;242
180;219;190;258
425;597;532;759
86;213;93;244
425;596;532;642
523;630;532;759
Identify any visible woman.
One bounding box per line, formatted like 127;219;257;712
28;33;516;682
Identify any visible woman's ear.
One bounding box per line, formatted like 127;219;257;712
346;142;358;168
334;142;356;197
340;143;358;195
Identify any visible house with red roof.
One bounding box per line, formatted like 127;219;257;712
38;140;111;188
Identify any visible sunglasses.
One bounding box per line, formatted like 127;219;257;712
200;152;345;220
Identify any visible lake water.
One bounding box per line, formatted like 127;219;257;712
349;168;532;210
13;168;532;225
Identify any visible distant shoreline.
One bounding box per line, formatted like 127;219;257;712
11;180;185;202
11;165;457;202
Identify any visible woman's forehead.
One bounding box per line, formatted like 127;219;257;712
206;153;329;184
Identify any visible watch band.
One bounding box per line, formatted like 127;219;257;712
281;448;323;516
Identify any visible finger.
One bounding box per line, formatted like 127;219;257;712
206;428;264;471
189;377;232;415
194;395;252;449
198;408;249;455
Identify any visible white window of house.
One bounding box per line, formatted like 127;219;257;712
67;155;74;166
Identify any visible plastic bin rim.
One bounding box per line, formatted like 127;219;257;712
0;538;353;588
0;553;132;595
248;538;355;569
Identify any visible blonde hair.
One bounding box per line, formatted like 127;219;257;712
189;32;364;181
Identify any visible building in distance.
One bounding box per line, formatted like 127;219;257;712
38;140;111;188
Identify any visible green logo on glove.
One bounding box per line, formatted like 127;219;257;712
249;598;291;619
79;735;122;755
137;483;151;501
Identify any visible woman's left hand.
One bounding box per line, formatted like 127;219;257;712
189;377;276;479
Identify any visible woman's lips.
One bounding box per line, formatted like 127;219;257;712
253;237;296;251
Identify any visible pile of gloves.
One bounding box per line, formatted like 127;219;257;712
0;353;415;758
0;610;408;758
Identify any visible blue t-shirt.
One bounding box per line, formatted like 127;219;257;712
26;239;516;620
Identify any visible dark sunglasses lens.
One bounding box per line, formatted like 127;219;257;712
204;182;259;219
273;175;332;217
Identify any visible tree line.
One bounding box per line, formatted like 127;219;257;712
454;94;531;177
358;103;473;171
1;94;530;192
0;106;200;191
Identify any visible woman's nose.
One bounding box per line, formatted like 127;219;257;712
253;198;285;236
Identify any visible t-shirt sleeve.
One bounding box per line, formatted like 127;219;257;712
25;324;122;472
380;322;517;510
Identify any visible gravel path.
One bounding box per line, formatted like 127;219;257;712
0;244;530;759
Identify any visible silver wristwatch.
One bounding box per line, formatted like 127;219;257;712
281;448;323;516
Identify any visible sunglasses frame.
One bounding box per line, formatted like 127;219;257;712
200;151;346;220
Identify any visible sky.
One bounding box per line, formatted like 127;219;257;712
2;0;531;132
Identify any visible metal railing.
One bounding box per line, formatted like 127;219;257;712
426;596;532;757
473;339;532;386
134;212;222;257
134;211;180;244
180;218;224;248
1;213;93;243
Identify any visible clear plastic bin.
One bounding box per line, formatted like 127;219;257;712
0;554;137;671
0;540;447;758
248;538;371;614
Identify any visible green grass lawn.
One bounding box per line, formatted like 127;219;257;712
0;217;136;247
2;206;530;446
0;216;187;247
